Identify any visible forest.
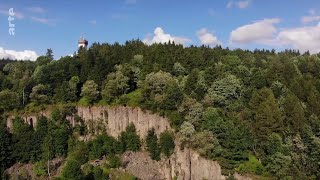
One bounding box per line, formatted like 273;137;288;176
0;40;320;179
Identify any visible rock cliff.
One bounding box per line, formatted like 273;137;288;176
6;106;249;180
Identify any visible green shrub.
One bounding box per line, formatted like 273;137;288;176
237;154;266;175
78;97;90;106
107;154;121;168
34;161;47;177
123;89;142;107
60;160;84;180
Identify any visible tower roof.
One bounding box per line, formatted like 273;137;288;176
78;35;88;45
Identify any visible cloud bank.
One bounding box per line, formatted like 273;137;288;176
196;28;221;46
0;47;38;61
230;18;320;54
230;18;280;44
143;27;191;45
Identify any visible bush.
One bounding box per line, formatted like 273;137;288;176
93;166;109;180
237;154;266;175
60;160;84;180
78;97;90;106
68;141;89;164
34;161;47;177
107;154;121;168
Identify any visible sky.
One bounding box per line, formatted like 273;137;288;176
0;0;320;60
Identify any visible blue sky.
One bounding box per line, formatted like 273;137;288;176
0;0;320;60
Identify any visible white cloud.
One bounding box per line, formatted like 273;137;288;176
301;15;320;24
143;27;192;45
227;0;251;9
196;28;221;46
277;26;320;54
230;17;320;54
230;18;280;44
0;47;38;61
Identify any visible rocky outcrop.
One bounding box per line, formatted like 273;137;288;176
162;144;225;180
7;106;171;138
121;146;226;180
122;151;165;180
76;106;171;138
6;106;251;180
5;158;64;180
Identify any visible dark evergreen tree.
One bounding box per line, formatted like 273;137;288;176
146;128;160;160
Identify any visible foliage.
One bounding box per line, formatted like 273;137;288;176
237;154;266;175
60;159;84;180
1;41;320;178
0;125;14;175
107;154;122;168
146;128;160;160
119;123;141;152
29;84;51;105
179;121;195;145
0;90;20;111
159;130;175;157
207;74;242;107
80;80;99;104
140;71;183;111
34;161;47;177
102;65;130;102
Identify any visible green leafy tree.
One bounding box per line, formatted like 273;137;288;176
141;71;183;111
207;74;242;106
29;84;51;105
68;76;80;102
102;65;129;102
190;131;222;158
80;80;99;104
179;121;195;145
172;62;186;76
0;90;20;111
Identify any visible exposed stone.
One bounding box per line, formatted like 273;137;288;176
122;151;165;180
5;158;64;180
6;106;252;180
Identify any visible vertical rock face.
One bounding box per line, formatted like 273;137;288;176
76;106;171;138
162;144;225;180
6;106;249;180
